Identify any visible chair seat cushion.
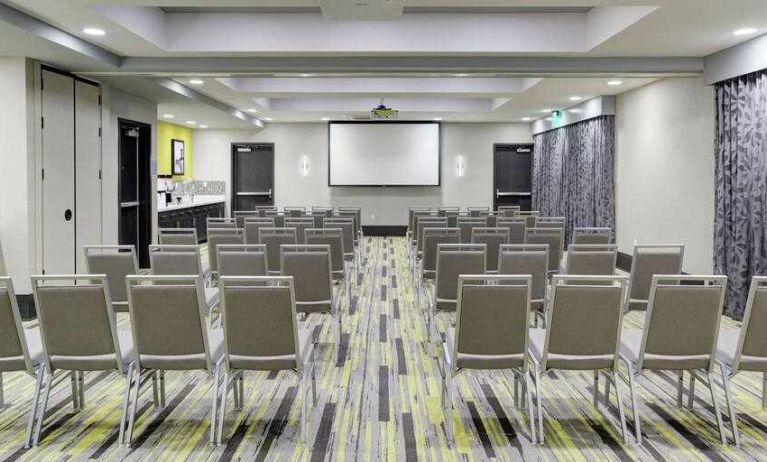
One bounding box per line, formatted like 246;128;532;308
117;328;136;364
619;328;643;364
24;325;45;366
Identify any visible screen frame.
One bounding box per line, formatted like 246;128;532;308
327;120;442;187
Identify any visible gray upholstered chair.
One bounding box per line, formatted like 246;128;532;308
149;245;220;316
498;244;549;327
207;217;238;229
416;216;448;258
619;275;728;445
30;275;134;447
305;211;327;228
716;276;767;446
208;229;246;280
563;244;618;279
456;216;488;244
259;228;297;275
529;275;630;444
0;277;45;448
244;217;275;244
312;206;335;217
478;210;500;227
525;227;564;275
497;205;521;217
517;211;539;228
280;244;341;344
625;244;684;312
232;211;259;228
255;205;278;217
536;216;565;230
418;228;460;305
158;228;198;246
84;245;139;313
572;227;612;245
124;275;223;446
409;210;437;259
284;206;306;218
217;244;268;279
496;217;527;244
215;276;316;444
471;227;510;273
437;206;460;216
467;206;490;218
305;228;349;298
264;210;286;227
336;207;363;252
285;217;315;244
442;275;536;444
323;217;358;279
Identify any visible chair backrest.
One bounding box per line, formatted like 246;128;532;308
416;217;447;252
219;276;300;371
497;205;521;217
217;244;268;278
84;245;138;309
565;244;618;279
541;275;628;371
498;244;549;303
149;245;204;282
536;217;565;230
444;210;463;228
283;206;306;218
233;210;259;228
208;228;245;274
467;206;490;217
337;207;362;237
456;217;488;244
478;211;500;227
264;210;285;227
524;227;564;272
284;217;315;244
305;211;326;228
471;227;510;272
312;206;334;217
255;205;278;217
0;277;34;373
127;275;212;371
207;217;238;229
324;217;354;255
517;211;539;228
637;275;726;371
259;228;297;273
572;227;612;245
438;206;460;216
158;228;198;246
422;227;460;274
453;275;531;371
305;228;345;276
435;244;486;311
244;217;275;244
32;275;123;372
628;244;684;305
496;217;526;244
409;208;434;234
732;276;767;371
280;244;333;313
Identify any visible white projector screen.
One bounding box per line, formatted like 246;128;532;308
329;122;440;186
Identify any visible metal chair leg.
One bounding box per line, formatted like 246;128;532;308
216;370;229;444
210;364;221;445
688;373;696;409
119;362;135;446
593;370;600;407
33;370;53;446
78;371;85;409
534;362;544;443
151;372;160;409
719;363;739;447
159;370;166;409
612;370;629;444
763;372;766;409
626;363;641;444
70;371;80;412
677;371;684;407
444;370;454;445
705;370;727;445
125;367;142;445
25;365;44;448
0;372;4;409
524;370;536;443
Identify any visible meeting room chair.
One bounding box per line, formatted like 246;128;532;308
215;276;316;444
563;244;618;279
208;228;245;280
207;217;238;229
259;228;297;275
417;227;460;305
149;245;220;319
323;217;358;279
29;275;134;447
408;209;436;256
216;244;268;279
716;276;767;446
529;275;630;444
244;217;275;244
624;244;684;312
471;227;510;273
416;216;448;257
517;211;539;228
456;216;488;244
305;211;326;228
305;228;349;298
84;245;139;313
497;205;521;217
496;217;527;244
426;244;486;346
158;228;199;246
525;227;564;275
536;216;565;229
0;277;45;448
284;206;306;218
335;209;363;255
285;217;315;244
124;275;223;445
572;227;612;245
312;206;334;217
233;210;259;228
255;205;277;217
442;275;536;444
264;210;286;227
498;244;549;327
467;206;489;217
437;206;460;216
280;244;341;344
478;210;500;227
619;275;728;445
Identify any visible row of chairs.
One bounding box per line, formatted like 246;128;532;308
440;273;767;446
0;274;320;447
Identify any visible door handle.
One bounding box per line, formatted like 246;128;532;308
64;209;73;221
237;189;272;197
496;190;532;197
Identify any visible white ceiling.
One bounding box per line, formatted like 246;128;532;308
1;0;765;127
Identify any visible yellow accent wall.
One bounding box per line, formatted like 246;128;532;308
157;121;193;180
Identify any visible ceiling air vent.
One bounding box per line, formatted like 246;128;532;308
320;0;404;20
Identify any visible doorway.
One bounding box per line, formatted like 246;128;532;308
118;119;152;268
231;143;275;213
493;144;534;211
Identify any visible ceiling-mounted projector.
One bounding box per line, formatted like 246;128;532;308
320;0;404;20
371;101;398;120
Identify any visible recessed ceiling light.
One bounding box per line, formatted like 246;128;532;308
522;117;532;122
246;108;258;113
188;79;204;85
541;109;553;113
162;113;174;119
264;117;273;121
321;117;330;121
453;73;468;77
569;96;582;101
607;80;623;86
199;124;208;129
434;117;443;121
299;74;314;77
186;120;196;125
733;27;758;36
83;28;105;36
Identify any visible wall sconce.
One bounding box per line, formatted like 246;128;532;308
455;155;466;178
300;155;310;177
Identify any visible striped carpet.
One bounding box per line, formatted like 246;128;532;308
1;236;766;461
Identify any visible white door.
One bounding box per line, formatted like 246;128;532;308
41;70;75;275
74;80;102;272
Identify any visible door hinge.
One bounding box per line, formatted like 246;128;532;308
41;168;44;180
40;78;43;91
98;95;102;105
41;117;44;129
98;127;102;137
98;170;102;180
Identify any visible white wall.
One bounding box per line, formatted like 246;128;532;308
193;122;532;226
615;77;715;273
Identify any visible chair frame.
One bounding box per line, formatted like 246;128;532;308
84;245;139;313
158;228;199;245
624;244;685;312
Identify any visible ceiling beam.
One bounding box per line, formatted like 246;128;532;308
154;78;264;127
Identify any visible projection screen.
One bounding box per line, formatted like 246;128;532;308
328;122;441;186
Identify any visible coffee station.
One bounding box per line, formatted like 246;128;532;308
157;177;226;242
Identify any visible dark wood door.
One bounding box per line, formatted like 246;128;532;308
231;143;274;213
493;144;533;211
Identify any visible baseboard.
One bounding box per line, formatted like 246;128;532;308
362;226;407;237
17;294;36;320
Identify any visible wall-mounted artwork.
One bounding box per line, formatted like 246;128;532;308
171;139;185;175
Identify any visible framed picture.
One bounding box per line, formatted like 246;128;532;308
171;139;185;175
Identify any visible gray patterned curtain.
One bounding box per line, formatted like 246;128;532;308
714;70;767;319
532;116;615;244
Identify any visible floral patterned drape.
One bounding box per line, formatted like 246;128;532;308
532;116;615;245
714;70;767;319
